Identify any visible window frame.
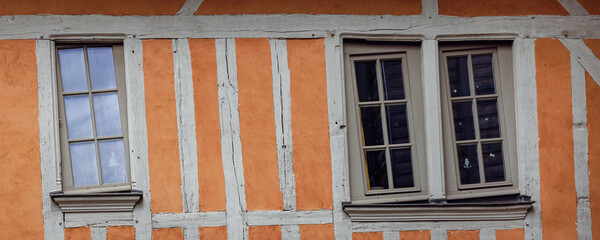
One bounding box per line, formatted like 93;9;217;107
55;43;132;194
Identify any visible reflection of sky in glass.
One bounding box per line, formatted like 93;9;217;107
93;93;122;137
58;48;88;92
88;47;117;90
99;140;128;184
64;95;94;139
70;142;99;186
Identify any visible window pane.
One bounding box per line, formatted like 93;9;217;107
472;54;495;95
64;95;94;139
381;60;405;100
360;106;384;146
390;148;413;188
354;61;379;102
365;150;389;190
99;139;128;184
452;101;476;141
447;56;470;97
58;48;88;92
477;99;501;138
93;92;123;137
457;144;480;185
482;142;505;182
386;104;409;144
70;142;99;186
88;47;117;90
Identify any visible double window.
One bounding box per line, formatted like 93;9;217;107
345;40;518;203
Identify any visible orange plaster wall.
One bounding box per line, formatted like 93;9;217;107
107;226;135;240
399;230;431;240
195;0;421;15
143;39;183;213
496;228;524;240
578;0;600;14
586;71;600;239
249;225;282;240
236;38;284;210
0;40;43;240
0;0;184;15
199;226;228;240
584;39;600;60
438;0;567;17
153;228;184;240
353;232;383;240
300;224;335;240
288;39;333;211
65;227;91;240
447;230;479;240
189;39;227;212
535;38;577;240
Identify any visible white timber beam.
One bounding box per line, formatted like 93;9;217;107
176;0;204;16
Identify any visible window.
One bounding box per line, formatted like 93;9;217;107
344;40;519;204
56;43;131;194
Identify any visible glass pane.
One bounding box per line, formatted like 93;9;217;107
457;144;480;185
93;92;123;137
452;101;476;141
386;104;409;144
99;139;128;184
64;95;94;139
482;142;505;182
88;47;117;90
365;150;389;190
447;56;470;97
472;54;495;95
360;106;384;146
70;142;99;186
354;61;379;102
58;48;88;92
390;148;413;188
382;60;405;100
477;99;501;138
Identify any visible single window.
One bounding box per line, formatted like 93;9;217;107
56;43;131;194
345;40;427;204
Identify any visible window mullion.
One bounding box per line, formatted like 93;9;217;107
83;46;104;186
468;54;486;184
375;59;394;189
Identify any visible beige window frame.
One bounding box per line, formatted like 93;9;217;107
56;43;131;194
344;40;427;204
439;42;519;200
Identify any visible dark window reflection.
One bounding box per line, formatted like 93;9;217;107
477;99;500;138
447;56;470;97
381;60;405;100
390;148;413;188
386;104;410;144
452;101;476;140
457;144;480;185
472;54;495;95
355;61;379;102
365;150;389;190
360;107;384;146
482;142;505;182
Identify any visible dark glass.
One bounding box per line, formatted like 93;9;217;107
457;144;480;185
452;101;476;140
355;61;379;102
381;60;405;100
386;104;410;144
390;148;414;188
482;142;505;182
447;56;470;97
365;150;389;190
360;107;384;146
472;54;495;95
477;99;501;138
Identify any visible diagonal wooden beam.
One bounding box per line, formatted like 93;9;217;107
176;0;204;16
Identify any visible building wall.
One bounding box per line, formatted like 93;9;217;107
0;0;599;239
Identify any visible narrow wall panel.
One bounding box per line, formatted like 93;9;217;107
143;39;183;213
0;39;43;240
353;232;383;240
399;230;431;240
586;72;600;240
249;225;282;240
189;39;227;212
153;228;184;240
447;230;479;240
199;226;227;240
496;228;524;240
438;0;568;16
288;39;333;211
65;227;91;240
536;38;578;240
299;224;334;240
236;38;284;210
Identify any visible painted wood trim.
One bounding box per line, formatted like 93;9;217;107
422;0;438;16
557;0;589;15
176;0;204;16
246;210;333;226
353;220;523;233
184;227;200;240
383;231;400;240
560;39;600;86
281;225;300;240
152;212;227;228
90;226;106;240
